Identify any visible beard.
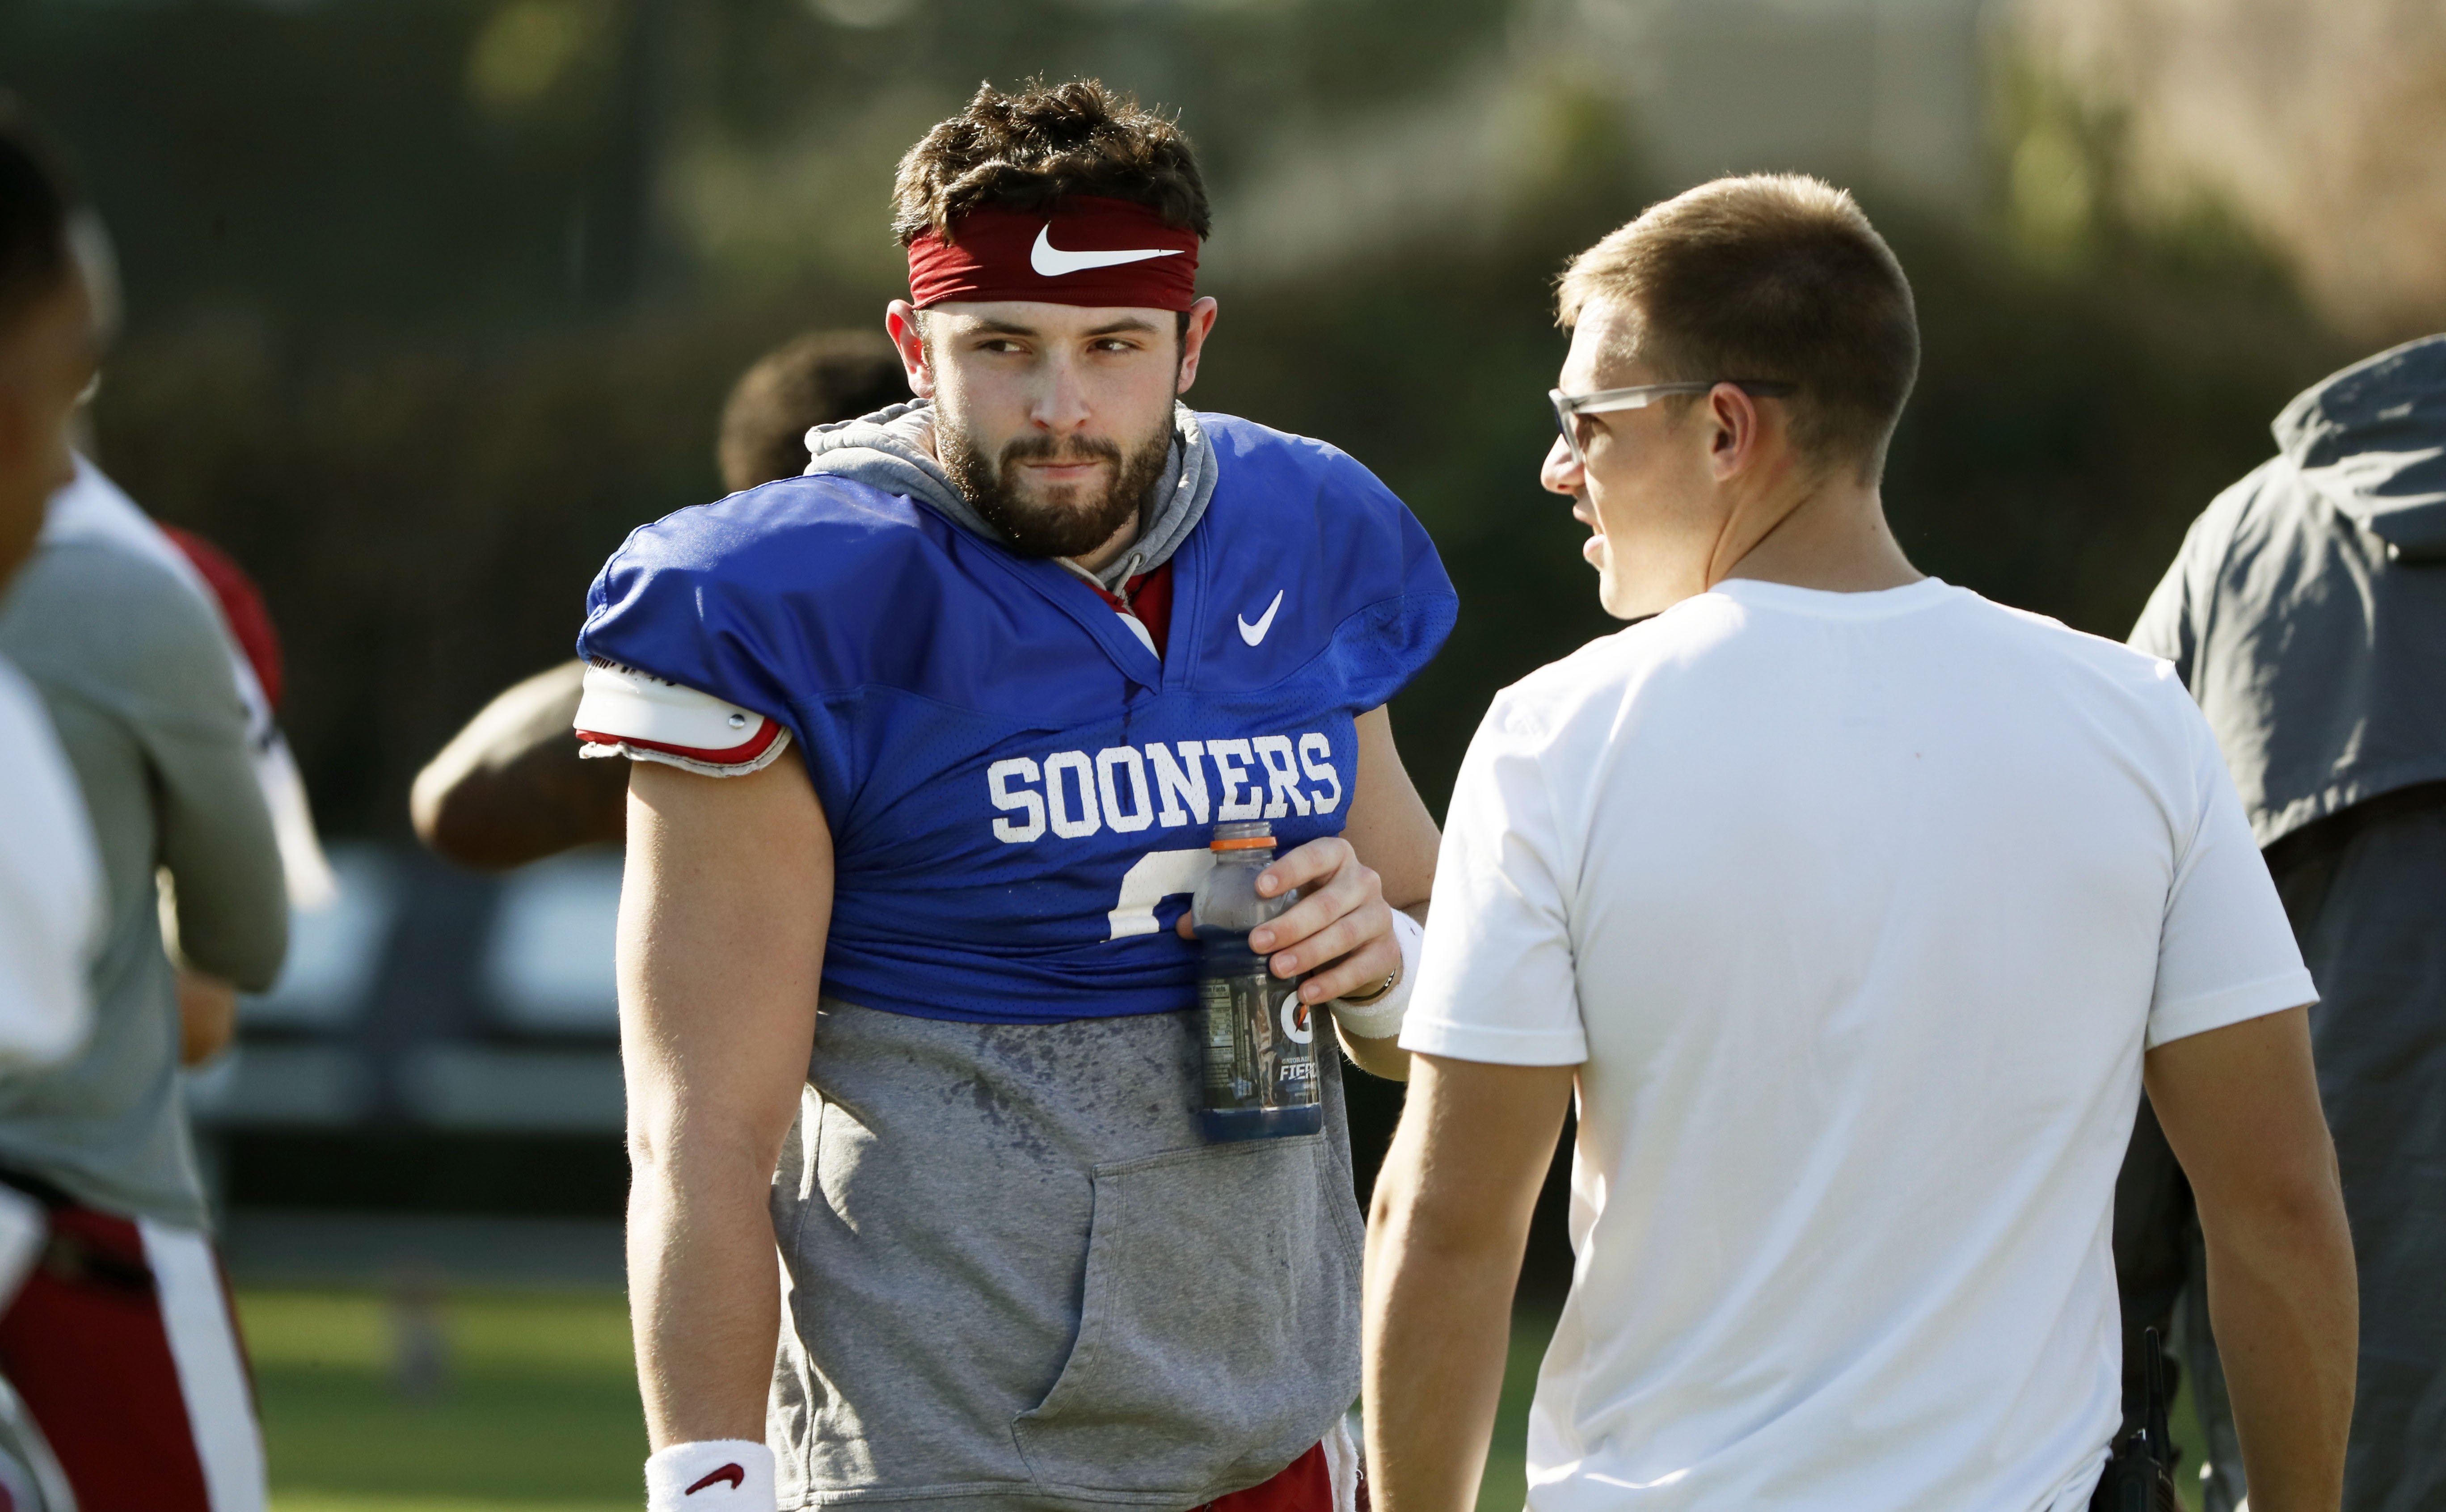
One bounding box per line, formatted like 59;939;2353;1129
938;410;1175;561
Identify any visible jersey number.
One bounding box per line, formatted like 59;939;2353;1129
1106;848;1215;939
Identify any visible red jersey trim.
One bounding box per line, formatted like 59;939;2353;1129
576;719;784;767
1074;560;1176;658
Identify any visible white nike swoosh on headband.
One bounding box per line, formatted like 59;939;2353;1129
1030;226;1184;278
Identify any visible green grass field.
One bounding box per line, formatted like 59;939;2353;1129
244;1290;647;1512
243;1289;1557;1512
242;1291;2201;1512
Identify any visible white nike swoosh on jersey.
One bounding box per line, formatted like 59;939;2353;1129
1238;590;1285;647
1030;226;1185;278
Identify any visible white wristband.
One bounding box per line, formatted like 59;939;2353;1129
646;1441;775;1512
1332;908;1422;1041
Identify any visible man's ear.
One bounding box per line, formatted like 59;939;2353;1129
1707;383;1764;479
884;301;935;399
1175;296;1220;396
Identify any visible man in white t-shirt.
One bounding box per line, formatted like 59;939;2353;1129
1361;174;2359;1512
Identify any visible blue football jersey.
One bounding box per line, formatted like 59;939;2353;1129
577;413;1456;1024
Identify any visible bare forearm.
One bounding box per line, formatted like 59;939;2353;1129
2146;1009;2356;1512
422;745;627;868
1363;1195;1521;1512
412;662;624;869
629;1139;788;1446
620;757;832;1449
1364;1057;1571;1512
2201;1196;2357;1511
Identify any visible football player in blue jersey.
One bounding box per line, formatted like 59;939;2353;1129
575;80;1455;1512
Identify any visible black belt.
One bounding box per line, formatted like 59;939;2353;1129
0;1165;157;1298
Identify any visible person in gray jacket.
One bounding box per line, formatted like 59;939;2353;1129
2120;333;2446;1512
0;185;290;1512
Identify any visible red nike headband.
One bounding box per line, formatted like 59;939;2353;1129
906;196;1201;312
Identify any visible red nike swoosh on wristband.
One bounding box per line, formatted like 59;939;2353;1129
686;1465;745;1495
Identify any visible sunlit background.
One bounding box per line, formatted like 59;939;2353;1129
8;0;2442;1507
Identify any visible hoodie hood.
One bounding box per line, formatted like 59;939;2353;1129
801;399;1217;589
2275;333;2446;559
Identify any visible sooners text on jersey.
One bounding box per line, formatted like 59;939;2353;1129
575;413;1455;1026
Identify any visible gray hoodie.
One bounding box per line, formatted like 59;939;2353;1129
2131;334;2446;846
802;400;1217;591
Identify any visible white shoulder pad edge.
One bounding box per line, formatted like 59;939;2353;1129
574;661;792;778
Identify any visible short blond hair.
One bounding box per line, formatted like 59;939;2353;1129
1558;174;1919;480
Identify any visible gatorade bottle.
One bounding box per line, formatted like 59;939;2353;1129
1192;820;1324;1142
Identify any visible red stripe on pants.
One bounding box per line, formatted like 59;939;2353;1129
0;1207;215;1512
1199;1440;1347;1512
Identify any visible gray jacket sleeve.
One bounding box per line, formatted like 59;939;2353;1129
2129;516;2206;682
2;544;289;991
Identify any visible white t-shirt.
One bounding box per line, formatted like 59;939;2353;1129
0;655;100;1070
1401;577;2314;1512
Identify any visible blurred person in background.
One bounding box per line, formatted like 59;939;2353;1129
1362;176;2357;1512
580;80;1449;1512
0;110;290;1512
149;520;328;1052
0;96;111;1512
2119;333;2446;1512
0;104;99;1080
42;460;328;1065
51;468;338;913
409;329;906;869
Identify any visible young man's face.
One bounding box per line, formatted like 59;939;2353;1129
887;296;1219;559
1539;298;1733;620
0;270;95;585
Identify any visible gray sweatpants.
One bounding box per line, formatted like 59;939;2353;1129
767;1001;1364;1511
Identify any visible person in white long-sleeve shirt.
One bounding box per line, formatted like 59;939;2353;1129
0;100;100;1076
0;93;105;1512
0;670;95;1074
0;100;288;1512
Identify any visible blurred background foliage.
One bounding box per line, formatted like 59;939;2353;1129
7;0;2406;834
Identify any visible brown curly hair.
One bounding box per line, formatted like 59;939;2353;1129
891;78;1209;247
